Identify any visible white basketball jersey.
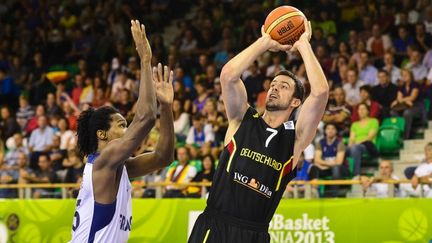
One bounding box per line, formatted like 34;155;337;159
70;153;132;243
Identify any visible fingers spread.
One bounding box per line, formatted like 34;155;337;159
163;65;169;83
157;63;163;82
169;70;174;84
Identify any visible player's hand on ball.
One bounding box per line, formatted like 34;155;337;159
152;63;174;105
260;26;292;52
131;20;151;62
291;20;312;52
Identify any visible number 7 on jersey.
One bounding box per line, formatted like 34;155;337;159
265;128;278;147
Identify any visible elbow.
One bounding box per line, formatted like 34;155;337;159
220;65;237;84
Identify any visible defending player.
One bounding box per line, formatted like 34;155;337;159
70;20;174;242
189;21;329;242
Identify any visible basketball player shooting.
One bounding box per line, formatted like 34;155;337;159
188;20;329;242
70;20;174;243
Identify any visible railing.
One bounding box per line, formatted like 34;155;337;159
0;179;427;199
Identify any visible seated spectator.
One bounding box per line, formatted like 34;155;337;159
24;105;46;135
0;152;29;198
0;106;20;141
404;49;428;83
393;26;414;59
357;51;378;86
192;81;209;114
256;78;271;113
414;23;432;53
45;93;63;118
360;160;400;197
203;99;227;146
390;68;426;139
372;70;398;119
382;52;401;85
173;99;190;143
163;147;197;198
49;135;67;171
20;154;59;198
346;103;379;176
401;142;432;197
113;89;133;117
285;152;319;198
366;24;392;59
343;68;364;106
62;149;84;183
2;133;29;170
266;54;285;77
322;87;352;136
56;117;75;150
16;95;34;130
244;61;265;105
351;85;380;122
314;123;348;197
186;114;215;148
188;154;216;197
28;115;55;170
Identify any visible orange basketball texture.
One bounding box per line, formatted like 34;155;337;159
264;6;306;45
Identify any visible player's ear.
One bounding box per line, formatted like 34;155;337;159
291;98;301;108
96;130;108;140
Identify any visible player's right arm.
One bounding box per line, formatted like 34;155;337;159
221;28;291;144
96;20;157;169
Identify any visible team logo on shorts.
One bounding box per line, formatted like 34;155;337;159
233;171;273;198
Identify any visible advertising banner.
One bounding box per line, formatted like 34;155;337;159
0;199;431;243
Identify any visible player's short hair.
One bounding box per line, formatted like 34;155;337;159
274;70;305;103
77;106;119;159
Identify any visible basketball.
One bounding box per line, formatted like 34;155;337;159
263;6;306;45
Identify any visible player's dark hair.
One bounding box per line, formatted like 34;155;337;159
77;106;118;159
274;70;305;103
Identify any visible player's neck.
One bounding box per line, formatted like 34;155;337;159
262;110;292;128
97;140;109;153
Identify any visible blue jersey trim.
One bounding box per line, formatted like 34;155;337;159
87;153;100;164
88;199;117;243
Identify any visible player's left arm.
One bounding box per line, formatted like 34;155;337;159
293;21;329;167
126;64;175;178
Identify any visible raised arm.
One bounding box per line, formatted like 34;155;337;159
96;20;157;169
293;22;330;164
221;27;291;144
126;64;175;178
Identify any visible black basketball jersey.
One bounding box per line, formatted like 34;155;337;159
207;107;297;224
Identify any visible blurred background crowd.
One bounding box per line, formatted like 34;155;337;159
1;0;432;199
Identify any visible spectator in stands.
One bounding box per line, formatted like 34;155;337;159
266;54;285;77
110;71;135;101
0;152;29;198
256;78;271;113
424;5;432;35
366;24;392;59
329;55;349;87
410;152;432;198
203;99;227;146
358;51;378;86
62;148;83;184
45;93;62;118
164;147;197;198
2;133;29;170
173;99;190;143
360;160;400;197
0;68;18;107
113;89;134;118
286;152;319;198
24;105;45;135
314;123;348;197
186;113;215;148
56;117;75;150
49;135;67;171
404;49;428;83
414;23;432;53
382;52;401;85
393;26;415;59
79;76;94;105
192;81;209;114
188;154;216;197
244;62;265;105
322;87;352;136
372;70;399;119
346;103;379;176
21;154;58;198
0;106;20;141
16;95;35;130
352;85;380;121
343;68;364;106
390;68;425;139
28;115;54;170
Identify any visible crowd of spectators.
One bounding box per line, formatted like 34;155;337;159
1;0;432;198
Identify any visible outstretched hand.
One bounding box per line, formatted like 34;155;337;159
131;20;151;61
260;26;292;52
152;63;174;105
